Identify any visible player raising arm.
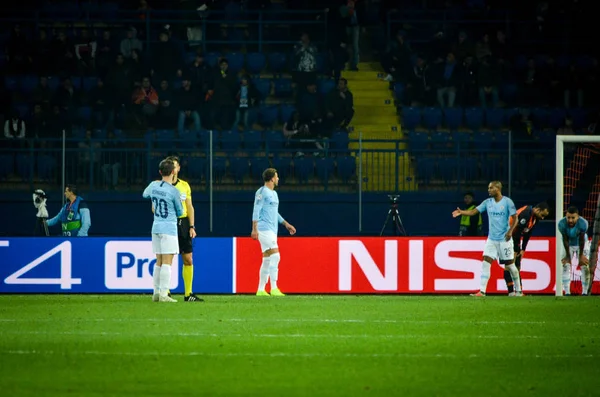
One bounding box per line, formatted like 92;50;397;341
504;202;550;295
143;159;184;303
558;206;590;295
452;181;521;296
252;168;296;297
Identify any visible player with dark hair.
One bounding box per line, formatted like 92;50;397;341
558;206;591;295
252;168;296;296
164;155;202;302
143;159;184;302
47;184;92;237
504;201;550;295
452;181;522;296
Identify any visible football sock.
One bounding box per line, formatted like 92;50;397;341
480;260;492;293
159;265;172;297
153;265;161;295
183;265;193;297
562;263;571;294
258;257;270;291
269;253;281;290
506;264;522;292
504;270;514;293
581;265;590;295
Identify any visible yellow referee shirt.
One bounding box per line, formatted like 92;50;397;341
172;179;191;218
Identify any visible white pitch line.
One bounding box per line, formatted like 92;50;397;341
0;350;596;359
0;330;587;340
0;318;597;326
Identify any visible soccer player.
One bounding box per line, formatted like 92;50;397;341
143;159;184;303
558;206;591;295
252;168;296;296
452;181;522;296
504;202;550;295
164;155;203;302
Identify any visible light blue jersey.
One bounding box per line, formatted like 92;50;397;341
252;186;285;235
558;217;588;247
142;181;184;236
476;196;517;241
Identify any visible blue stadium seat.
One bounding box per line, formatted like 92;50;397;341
402;107;421;130
494;130;509;151
265;130;285;152
317;79;335;95
500;83;518;104
258;105;279;127
535;54;549;67
93;128;107;140
37;155;57;180
47;77;61;91
417;158;434;184
473;131;493;151
330;131;349;152
557;55;570;70
78;106;92;123
246;53;266;74
393;82;405;102
229;157;249;183
179;130;199;148
568;108;588;129
205;52;221;68
452;131;470;150
576;55;594;70
485;108;505;129
315;52;328;74
16;154;31;181
70;76;82;90
504;108;519;125
465;107;484;130
273;78;293;97
294;157;314;184
531;107;550;129
244;130;263;151
272;157;291;183
279;104;295;124
0;155;14;178
407;130;428;152
185;52;197;65
4;76;18;91
14;104;29;118
268;53;287;73
253;78;271;100
155;129;177;150
443;108;463;130
20;75;38;95
336;156;356;183
227;53;245;73
548;108;567;129
220;130;242;151
423;107;442;130
251;158;271;182
430;131;450;150
460;157;478;181
82;77;97;92
211;157;227;183
186;157;206;180
437;158;458;182
514;55;528;70
315;157;335;185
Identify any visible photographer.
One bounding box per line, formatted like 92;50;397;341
47;185;91;237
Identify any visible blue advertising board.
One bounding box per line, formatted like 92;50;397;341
0;238;234;293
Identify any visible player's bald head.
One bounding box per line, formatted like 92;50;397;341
490;181;502;190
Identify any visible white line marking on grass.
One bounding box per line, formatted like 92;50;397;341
1;350;596;359
0;331;589;340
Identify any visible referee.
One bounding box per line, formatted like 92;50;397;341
166;155;203;302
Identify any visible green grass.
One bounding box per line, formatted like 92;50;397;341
0;295;598;397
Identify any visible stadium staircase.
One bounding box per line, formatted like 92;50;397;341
343;62;415;192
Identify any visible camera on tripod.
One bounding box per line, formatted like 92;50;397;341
380;194;407;236
388;195;400;204
34;191;46;205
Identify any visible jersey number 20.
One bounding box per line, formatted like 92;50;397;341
152;198;169;219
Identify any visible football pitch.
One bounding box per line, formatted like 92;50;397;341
0;295;598;397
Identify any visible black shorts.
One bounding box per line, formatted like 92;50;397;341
177;217;193;254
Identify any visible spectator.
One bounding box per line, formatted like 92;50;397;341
458;55;477;107
32;76;54;111
382;30;411;83
6;24;30;73
325;78;354;132
293;33;318;93
4;111;27;149
187;50;212;123
176;77;201;133
129;49;147;87
31;30;52;75
30;104;49;141
96;29;118;77
435;52;459;108
74;29;97;76
156;80;176;129
283;111;320;156
150;30;183;83
233;75;260;131
428;31;447;64
340;0;363;71
298;83;325;132
89;78;113;128
474;33;492;61
132;76;159;126
451;31;474;63
208;58;237;130
107;54;134;125
51;31;76;75
557;116;575;135
330;39;349;83
54;78;80;127
477;56;500;108
120;27;143;59
405;56;433;106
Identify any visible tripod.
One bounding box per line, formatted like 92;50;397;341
379;195;407;236
34;217;50;237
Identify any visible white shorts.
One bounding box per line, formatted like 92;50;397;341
258;230;278;253
152;233;179;254
483;239;514;262
565;241;591;263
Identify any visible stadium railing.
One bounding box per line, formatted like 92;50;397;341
0;137;554;194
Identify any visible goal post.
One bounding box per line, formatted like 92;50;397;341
555;135;600;297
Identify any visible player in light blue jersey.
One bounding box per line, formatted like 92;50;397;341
251;168;296;296
142;159;184;302
453;181;521;296
558;206;591;295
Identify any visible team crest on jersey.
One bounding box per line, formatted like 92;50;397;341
256;194;262;200
520;218;526;225
500;206;505;210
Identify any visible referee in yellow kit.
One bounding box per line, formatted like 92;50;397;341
165;155;203;302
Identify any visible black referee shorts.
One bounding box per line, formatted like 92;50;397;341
177;217;193;254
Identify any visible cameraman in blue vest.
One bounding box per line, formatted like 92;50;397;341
47;185;91;237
